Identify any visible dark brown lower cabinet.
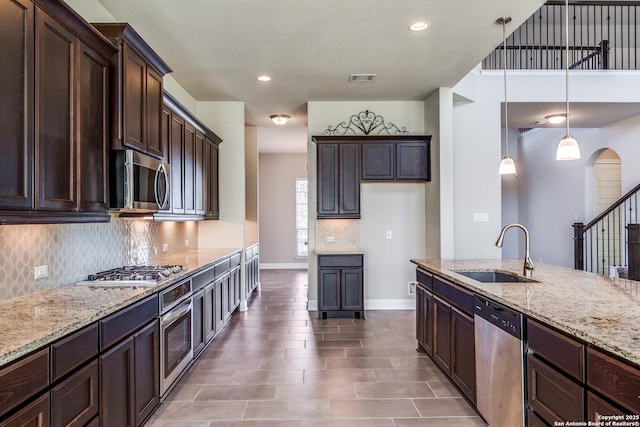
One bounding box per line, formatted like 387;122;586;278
0;393;50;427
134;320;159;426
432;296;451;373
527;409;548;427
215;280;224;333
51;360;98;427
100;319;158;427
100;337;134;427
450;307;475;403
192;288;206;358
317;254;364;319
415;285;433;356
527;354;584;425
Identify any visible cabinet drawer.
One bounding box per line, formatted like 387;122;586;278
416;269;432;291
587;391;626;421
51;323;98;382
587;347;640;413
192;266;215;291
527;409;549;427
100;294;158;350
0;348;50;418
432;276;473;316
527;319;584;382
214;258;231;276
318;254;363;268
51;360;99;427
527;354;584;425
229;253;241;268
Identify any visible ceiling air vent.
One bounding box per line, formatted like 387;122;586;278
349;74;376;82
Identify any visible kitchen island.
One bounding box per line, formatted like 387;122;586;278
412;258;640;424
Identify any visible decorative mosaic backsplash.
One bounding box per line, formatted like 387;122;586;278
0;216;198;301
315;219;359;251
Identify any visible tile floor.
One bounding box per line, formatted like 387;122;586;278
147;269;486;426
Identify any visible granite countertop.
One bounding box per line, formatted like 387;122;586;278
0;248;240;367
412;258;640;366
314;248;364;255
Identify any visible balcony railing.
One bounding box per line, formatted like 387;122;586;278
483;1;640;71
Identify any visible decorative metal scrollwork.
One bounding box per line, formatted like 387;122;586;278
321;110;409;136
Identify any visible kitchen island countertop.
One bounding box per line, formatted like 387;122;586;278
0;248;240;367
412;258;640;366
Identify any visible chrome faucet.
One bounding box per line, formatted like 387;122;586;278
495;223;534;278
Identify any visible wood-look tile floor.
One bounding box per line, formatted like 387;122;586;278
147;270;487;427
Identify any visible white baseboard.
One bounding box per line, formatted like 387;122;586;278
307;299;414;311
260;263;308;270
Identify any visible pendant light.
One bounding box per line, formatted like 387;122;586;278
556;0;581;160
498;16;516;175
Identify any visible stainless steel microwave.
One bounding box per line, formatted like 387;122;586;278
110;150;170;213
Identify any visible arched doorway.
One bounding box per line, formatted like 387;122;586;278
593;149;622;216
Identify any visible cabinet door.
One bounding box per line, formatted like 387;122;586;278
77;42;109;212
317;143;339;217
51;360;99;427
361;142;394;181
192;290;205;357
396;141;430;181
221;274;230;321
0;0;34;210
338;143;360;217
100;337;135;427
159;106;171;210
208;141;220;219
214;280;224;332
450;307;475;403
204;284;216;342
36;9;77;211
145;67;164;159
134;320;159;426
0;393;49;427
416;287;433;356
195;132;205;215
341;268;363;311
169;112;185;214
183;122;196;214
527;354;584;425
318;269;341;311
432;297;451;373
122;44;145;152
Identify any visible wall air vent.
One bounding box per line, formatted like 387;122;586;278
349;74;376;82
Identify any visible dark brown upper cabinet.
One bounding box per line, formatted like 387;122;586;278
315;137;360;219
0;0;116;224
361;136;431;182
92;23;172;161
314;135;431;219
157;92;222;221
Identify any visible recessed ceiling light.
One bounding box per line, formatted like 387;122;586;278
270;114;290;125
545;113;567;125
257;75;271;82
409;21;429;32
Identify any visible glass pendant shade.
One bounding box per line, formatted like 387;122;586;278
556;134;581;160
499;156;517;175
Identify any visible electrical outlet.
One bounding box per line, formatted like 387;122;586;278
184;239;189;248
326;236;335;243
386;230;392;239
162;243;169;253
35;265;48;280
408;281;417;295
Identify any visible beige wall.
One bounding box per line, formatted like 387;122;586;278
245;127;259;245
258;153;308;266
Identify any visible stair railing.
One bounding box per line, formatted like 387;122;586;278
574;183;640;278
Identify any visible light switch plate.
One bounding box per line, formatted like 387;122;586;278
473;213;489;222
184;239;190;248
162;243;169;253
35;265;48;279
386;230;392;239
408;281;418;295
326;236;335;243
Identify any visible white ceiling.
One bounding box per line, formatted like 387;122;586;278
94;0;547;141
505;102;640;129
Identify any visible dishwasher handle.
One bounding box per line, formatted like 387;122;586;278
474;295;523;339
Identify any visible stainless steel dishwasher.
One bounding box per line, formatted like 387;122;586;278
474;295;525;427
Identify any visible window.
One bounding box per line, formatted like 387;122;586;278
296;178;308;258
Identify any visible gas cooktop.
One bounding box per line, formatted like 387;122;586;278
77;265;183;286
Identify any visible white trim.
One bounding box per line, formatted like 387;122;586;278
260;263;308;270
307;299;414;311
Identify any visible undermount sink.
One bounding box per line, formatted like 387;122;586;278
454;270;537;283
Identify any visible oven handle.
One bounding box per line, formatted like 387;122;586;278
162;300;192;325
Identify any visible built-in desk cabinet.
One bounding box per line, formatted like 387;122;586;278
318;254;364;319
0;0;116;224
245;244;260;299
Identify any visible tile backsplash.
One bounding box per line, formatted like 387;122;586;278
315;219;359;251
0;216;198;301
